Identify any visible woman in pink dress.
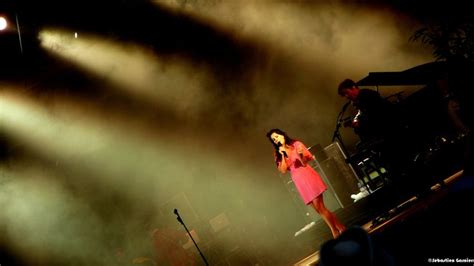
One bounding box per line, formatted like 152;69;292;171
266;128;346;238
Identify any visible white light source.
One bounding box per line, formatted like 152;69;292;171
0;16;7;31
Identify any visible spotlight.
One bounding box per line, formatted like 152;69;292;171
0;16;7;31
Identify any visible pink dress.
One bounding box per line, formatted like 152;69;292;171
278;141;327;205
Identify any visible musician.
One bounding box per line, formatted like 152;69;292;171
337;79;413;195
337;79;395;142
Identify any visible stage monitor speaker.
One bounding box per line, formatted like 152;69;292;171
311;142;360;208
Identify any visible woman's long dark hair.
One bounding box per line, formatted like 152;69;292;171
266;128;295;164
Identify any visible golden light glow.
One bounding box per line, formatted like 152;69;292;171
0;85;288;264
0;165;107;263
38;28;213;116
1;2;441;264
152;0;430;76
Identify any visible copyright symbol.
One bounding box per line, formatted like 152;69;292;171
428;258;432;263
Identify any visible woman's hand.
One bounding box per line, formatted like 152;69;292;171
278;145;288;158
298;153;307;166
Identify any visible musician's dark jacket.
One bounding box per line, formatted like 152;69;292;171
352;89;397;142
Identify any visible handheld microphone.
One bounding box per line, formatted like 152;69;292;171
174;209;178;215
278;142;288;158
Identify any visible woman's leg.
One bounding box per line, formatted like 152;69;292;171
311;194;346;238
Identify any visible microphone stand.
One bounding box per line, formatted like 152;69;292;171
174;209;209;266
331;102;366;191
331;102;351;156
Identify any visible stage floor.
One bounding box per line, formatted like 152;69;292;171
295;170;470;265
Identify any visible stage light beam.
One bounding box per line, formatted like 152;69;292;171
38;28;213;119
0;84;300;265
